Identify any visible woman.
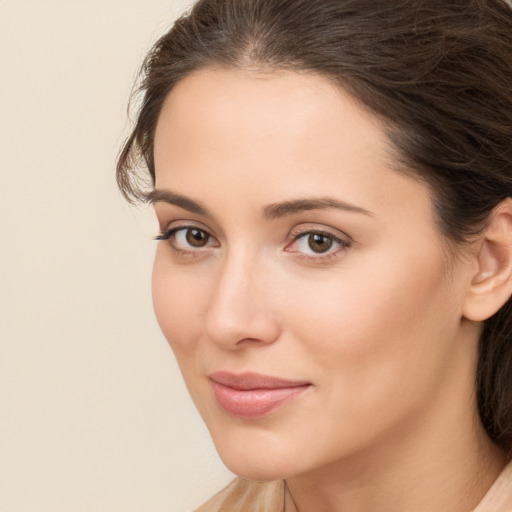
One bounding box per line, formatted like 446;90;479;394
117;0;512;510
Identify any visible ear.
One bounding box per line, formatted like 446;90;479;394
463;198;512;322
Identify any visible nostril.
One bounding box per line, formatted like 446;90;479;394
204;302;281;349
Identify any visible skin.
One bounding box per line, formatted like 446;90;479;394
151;68;507;512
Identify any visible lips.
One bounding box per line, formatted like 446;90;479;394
209;371;311;418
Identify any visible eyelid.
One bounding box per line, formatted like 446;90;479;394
157;218;210;233
155;220;351;261
155;222;220;253
285;223;352;261
289;223;352;242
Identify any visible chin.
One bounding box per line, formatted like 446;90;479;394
221;453;292;482
208;424;301;481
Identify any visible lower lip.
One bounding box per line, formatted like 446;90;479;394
211;381;310;418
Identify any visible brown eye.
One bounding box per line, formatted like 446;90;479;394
155;225;218;253
307;233;333;253
185;228;210;247
285;228;349;259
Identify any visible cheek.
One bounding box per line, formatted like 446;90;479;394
151;252;207;359
279;248;460;409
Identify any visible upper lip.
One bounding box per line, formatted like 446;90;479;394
209;371;311;390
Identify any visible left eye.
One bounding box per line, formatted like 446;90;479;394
286;231;347;256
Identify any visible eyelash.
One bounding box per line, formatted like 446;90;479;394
155;225;351;262
285;228;351;262
155;226;218;257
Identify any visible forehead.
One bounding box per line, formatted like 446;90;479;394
153;68;434;231
155;68;387;153
155;69;389;182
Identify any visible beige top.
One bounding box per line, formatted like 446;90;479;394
194;460;512;512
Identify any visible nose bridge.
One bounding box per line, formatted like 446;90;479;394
205;245;279;348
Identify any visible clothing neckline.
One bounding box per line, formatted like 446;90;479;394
473;459;512;511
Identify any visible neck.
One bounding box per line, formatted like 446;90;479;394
286;425;505;512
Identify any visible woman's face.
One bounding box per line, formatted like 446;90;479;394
151;69;476;480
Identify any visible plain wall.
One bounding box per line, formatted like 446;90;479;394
0;1;233;511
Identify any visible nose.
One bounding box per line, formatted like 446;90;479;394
204;250;281;350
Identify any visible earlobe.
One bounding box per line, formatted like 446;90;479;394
463;198;512;322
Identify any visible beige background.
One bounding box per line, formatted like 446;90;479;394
0;1;233;511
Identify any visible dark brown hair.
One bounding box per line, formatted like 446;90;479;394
117;0;512;453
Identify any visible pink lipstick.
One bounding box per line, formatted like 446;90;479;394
209;371;311;418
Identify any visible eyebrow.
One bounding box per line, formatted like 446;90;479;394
145;189;211;216
263;197;374;219
146;189;374;219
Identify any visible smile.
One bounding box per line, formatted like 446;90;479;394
209;371;312;418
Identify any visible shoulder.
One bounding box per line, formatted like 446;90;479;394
194;477;285;512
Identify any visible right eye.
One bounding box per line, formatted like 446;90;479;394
155;227;219;252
